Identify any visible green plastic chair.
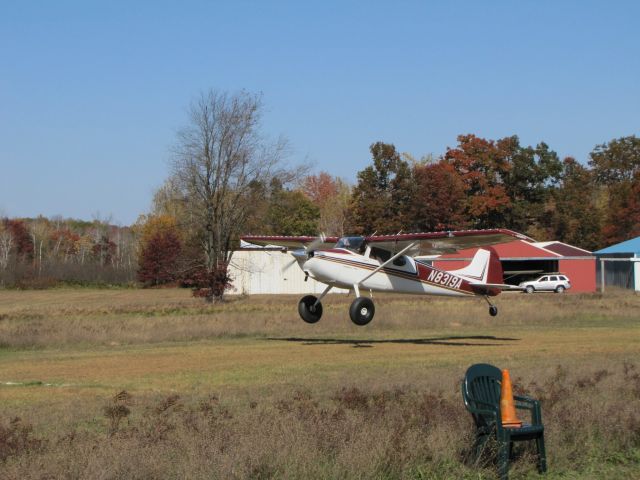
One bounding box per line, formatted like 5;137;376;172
461;363;547;480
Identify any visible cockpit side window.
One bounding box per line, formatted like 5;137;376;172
370;247;391;262
393;256;407;266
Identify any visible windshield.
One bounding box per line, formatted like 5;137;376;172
335;236;365;253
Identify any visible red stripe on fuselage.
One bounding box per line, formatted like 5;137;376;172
315;254;477;295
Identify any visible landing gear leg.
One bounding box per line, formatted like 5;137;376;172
484;296;498;317
315;285;332;306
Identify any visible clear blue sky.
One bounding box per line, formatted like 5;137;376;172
1;1;638;225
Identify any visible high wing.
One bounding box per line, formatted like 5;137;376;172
365;229;533;256
241;235;339;250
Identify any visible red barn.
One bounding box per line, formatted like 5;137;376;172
433;240;596;293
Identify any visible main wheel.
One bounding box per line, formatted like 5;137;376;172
489;305;498;316
349;297;375;326
298;295;322;324
555;285;565;293
525;285;535;294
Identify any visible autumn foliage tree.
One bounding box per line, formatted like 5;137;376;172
302;172;351;236
136;215;183;287
348;142;413;234
589;135;640;244
550;157;603;250
411;162;467;231
4;219;33;261
444;135;513;229
0;217;137;287
599;171;640;244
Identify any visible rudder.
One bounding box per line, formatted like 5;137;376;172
450;247;503;284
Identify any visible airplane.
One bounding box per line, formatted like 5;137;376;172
240;229;531;326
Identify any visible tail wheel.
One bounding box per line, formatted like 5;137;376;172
298;295;322;324
349;297;375;326
489;305;498;316
525;285;535;294
555;285;565;293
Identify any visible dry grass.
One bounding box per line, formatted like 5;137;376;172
0;288;637;349
0;288;639;479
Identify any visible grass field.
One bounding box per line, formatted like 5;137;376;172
1;288;639;479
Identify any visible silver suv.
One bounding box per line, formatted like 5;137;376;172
519;274;571;293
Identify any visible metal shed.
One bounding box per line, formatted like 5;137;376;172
594;236;640;292
228;248;348;295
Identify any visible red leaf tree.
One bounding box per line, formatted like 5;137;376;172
137;230;182;287
4;219;33;260
411;162;468;231
444;134;513;229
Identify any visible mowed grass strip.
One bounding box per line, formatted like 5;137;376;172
1;292;638;405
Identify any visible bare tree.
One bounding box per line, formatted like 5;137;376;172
29;217;50;274
0;223;13;271
171;90;288;302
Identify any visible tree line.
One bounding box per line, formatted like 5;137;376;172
0;216;137;288
1;90;638;297
346;135;639;250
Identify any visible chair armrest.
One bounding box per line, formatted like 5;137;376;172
513;394;536;404
513;395;542;425
514;395;535;411
468;406;498;418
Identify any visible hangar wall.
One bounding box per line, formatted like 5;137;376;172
558;258;596;292
229;249;348;295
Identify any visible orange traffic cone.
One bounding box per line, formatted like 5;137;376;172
500;369;522;428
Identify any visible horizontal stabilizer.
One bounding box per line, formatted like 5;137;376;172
470;283;521;295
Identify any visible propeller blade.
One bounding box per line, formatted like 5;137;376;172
281;234;326;275
306;232;326;252
281;257;298;274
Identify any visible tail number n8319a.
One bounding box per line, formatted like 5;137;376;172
427;270;463;289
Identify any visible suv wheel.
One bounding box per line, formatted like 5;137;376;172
525;285;535;294
555;285;565;293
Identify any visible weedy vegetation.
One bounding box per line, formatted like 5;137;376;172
0;288;639;479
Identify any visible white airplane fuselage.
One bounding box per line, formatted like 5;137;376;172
301;248;487;297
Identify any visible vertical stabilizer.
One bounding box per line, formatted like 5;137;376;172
449;247;503;284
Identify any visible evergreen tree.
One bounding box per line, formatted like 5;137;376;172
265;182;320;236
551;158;603;250
348;142;413;234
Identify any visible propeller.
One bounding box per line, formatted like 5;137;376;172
305;233;327;252
281;233;326;274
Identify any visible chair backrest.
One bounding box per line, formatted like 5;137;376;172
462;363;502;428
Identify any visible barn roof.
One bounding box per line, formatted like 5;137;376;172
532;241;592;256
595;236;640;255
436;239;593;260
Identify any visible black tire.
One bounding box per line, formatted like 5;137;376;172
489;305;498;317
349;297;375;326
525;285;535;294
555;285;565;293
298;295;322;324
